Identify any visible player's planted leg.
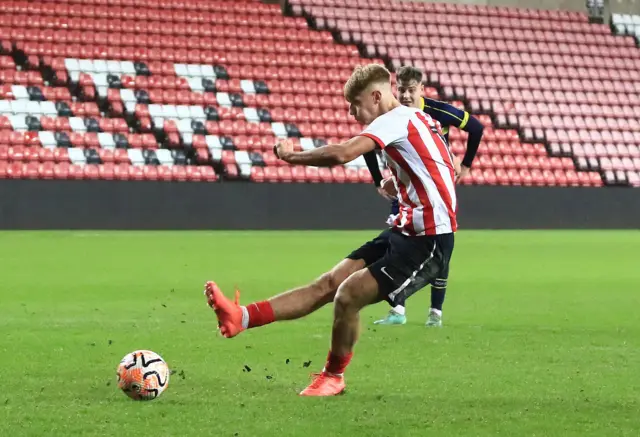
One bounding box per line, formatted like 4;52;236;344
373;302;407;325
205;259;365;338
300;269;381;397
372;268;432;326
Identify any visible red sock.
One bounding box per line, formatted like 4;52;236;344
245;301;275;329
324;351;353;375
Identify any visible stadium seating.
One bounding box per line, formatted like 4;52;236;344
290;0;640;187
612;13;640;43
0;0;636;186
0;0;387;183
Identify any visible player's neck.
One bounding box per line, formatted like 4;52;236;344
380;98;401;115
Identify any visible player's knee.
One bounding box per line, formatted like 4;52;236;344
333;283;357;311
314;272;340;299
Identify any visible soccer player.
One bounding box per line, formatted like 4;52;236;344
366;65;484;327
204;64;457;396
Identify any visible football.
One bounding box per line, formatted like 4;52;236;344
116;350;170;401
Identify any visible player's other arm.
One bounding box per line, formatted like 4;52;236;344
426;99;484;177
363;151;383;187
274;136;377;167
459;114;483;169
364;150;398;200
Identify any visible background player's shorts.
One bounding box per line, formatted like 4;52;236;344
347;229;454;306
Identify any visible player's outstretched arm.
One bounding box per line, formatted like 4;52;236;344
274;136;377;167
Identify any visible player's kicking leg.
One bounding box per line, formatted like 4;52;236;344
204;230;390;337
204;258;364;338
300;230;453;396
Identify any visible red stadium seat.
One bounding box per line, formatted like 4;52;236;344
277;166;292;183
83;164;100;180
99;163;115;180
68;164;84;180
345;168;359;183
305;167;320;183
155;166;171;182
129;165;145;181
264;166;278;183
38;162;55;179
114;164;131;181
291;166;306;182
250;166;265;183
331;166;346;183
140;166;156;181
6;162;24;179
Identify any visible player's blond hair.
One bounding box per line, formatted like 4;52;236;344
343;64;391;103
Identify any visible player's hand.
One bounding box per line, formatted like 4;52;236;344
456;165;470;184
377;176;397;201
452;155;462;177
274;139;294;162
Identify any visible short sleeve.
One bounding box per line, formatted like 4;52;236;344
359;111;405;149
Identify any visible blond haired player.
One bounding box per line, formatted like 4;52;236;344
204;64;457;396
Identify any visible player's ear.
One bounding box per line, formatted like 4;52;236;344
372;89;382;104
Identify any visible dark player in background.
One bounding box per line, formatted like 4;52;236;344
364;66;484;327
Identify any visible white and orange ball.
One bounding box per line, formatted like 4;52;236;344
116;350;170;400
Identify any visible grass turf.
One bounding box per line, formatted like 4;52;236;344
1;230;639;436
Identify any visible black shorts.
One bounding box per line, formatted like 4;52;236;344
347;228;454;306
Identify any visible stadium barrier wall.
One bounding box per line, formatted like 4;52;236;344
0;180;638;230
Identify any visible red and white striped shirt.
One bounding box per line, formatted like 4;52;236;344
361;105;458;236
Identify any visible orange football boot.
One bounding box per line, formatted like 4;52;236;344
299;372;346;397
204;281;244;338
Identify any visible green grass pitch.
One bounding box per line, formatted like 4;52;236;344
1;230;639;436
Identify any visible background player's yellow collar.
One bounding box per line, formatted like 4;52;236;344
420;97;425;111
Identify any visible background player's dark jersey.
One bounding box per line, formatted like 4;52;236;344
420;97;483;168
364;98;484;216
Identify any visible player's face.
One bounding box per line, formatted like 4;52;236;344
397;79;424;108
349;89;382;125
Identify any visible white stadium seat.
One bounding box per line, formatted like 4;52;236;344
271;122;287;137
9;115;27;130
176;105;191;120
69;117;86;132
127;148;145;166
189;106;206;120
78;59;95;73
155;148;174;165
11;85;29;100
174;64;189;77
243;108;260;122
38;131;56;148
68;147;87;164
98;132;116;149
187;64;202;77
216;93;231;107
